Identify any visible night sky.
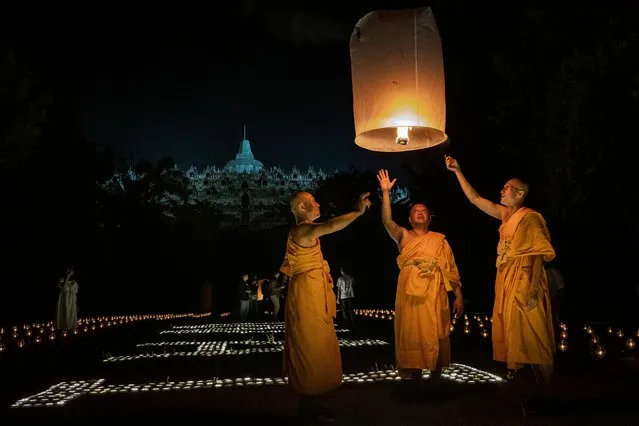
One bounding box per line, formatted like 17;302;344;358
3;2;639;322
6;1;501;172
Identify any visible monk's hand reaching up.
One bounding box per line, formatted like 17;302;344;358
357;192;371;215
444;155;460;172
453;295;464;318
377;169;396;192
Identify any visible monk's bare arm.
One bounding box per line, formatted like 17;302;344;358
293;211;364;245
381;189;404;244
449;280;463;298
451;170;504;219
291;192;370;246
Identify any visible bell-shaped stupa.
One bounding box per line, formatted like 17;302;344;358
223;126;264;174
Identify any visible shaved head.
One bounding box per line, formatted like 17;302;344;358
290;191;311;212
410;203;430;215
408;203;430;230
510;178;529;198
501;178;529;207
289;191;320;223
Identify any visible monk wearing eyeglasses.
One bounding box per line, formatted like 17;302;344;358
445;155;556;391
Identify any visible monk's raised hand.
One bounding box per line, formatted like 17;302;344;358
357;192;371;214
376;169;397;192
444;155;460;172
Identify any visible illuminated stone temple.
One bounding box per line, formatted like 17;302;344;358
185;136;330;230
102;131;410;231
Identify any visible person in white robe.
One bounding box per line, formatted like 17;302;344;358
56;266;79;330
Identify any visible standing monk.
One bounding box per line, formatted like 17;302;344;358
377;170;464;387
445;155;556;385
280;190;371;422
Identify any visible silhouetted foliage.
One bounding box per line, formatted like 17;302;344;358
0;47;51;173
401;4;639;321
314;170;379;217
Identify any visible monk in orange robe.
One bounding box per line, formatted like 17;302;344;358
377;170;464;387
445;155;556;386
280;190;371;422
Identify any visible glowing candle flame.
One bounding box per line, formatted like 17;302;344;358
395;126;410;145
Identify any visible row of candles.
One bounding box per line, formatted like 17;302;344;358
103;338;389;362
3;308;637;361
572;323;638;359
160;322;350;335
0;312;211;355
11;363;503;408
354;309;493;338
355;309;638;359
354;309;395;320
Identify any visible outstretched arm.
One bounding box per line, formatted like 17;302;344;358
293;192;371;245
445;156;504;220
377;169;405;244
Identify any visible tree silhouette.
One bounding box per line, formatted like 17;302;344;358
314;169;379;218
487;5;639;227
0;47;51;173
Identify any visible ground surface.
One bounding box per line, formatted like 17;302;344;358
1;314;638;425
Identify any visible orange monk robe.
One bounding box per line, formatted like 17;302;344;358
280;233;342;395
395;231;461;372
256;279;268;301
493;208;556;369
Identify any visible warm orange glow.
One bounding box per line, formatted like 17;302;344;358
493;208;556;369
280;233;342;395
0;312;212;353
350;7;447;152
395;232;461;371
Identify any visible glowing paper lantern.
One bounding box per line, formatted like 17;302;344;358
350;7;447;152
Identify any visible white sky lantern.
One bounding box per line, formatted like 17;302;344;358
350;7;447;152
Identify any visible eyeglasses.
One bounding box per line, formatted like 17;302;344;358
503;184;523;192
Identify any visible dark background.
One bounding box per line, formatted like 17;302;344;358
1;1;638;324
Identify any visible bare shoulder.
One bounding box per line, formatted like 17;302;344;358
396;227;414;251
475;196;506;220
499;205;513;223
498;204;510;220
291;223;318;247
